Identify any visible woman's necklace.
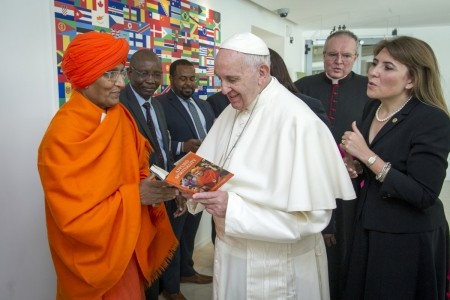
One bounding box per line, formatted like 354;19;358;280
219;96;260;169
375;96;412;122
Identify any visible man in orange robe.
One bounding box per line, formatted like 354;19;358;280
191;167;220;191
38;31;178;300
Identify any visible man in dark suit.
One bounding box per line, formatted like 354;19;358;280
120;50;172;170
119;49;187;300
156;59;215;298
206;91;229;118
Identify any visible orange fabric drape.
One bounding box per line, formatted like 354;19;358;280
102;255;145;300
38;91;177;299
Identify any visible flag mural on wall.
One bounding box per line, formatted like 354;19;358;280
54;0;221;107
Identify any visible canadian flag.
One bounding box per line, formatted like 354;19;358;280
94;0;107;14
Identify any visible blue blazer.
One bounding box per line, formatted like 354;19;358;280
156;89;215;161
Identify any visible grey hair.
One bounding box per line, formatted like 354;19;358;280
241;53;271;70
324;30;359;55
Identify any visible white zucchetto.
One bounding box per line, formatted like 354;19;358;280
220;32;269;55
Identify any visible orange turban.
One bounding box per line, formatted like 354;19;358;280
61;31;129;89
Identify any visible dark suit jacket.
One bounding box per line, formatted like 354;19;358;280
357;97;449;233
295;92;331;128
119;85;174;169
206;92;229;118
156;90;215;161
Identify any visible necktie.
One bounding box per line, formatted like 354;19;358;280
187;99;207;140
143;101;164;168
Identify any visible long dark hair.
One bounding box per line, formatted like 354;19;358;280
268;48;298;93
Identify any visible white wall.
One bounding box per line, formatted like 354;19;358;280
0;1;58;299
196;0;304;78
1;0;449;298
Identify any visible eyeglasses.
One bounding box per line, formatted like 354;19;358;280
103;69;127;81
130;66;162;80
324;52;356;62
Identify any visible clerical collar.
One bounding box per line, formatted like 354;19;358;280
325;72;350;84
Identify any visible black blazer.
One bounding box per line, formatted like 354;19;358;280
206;92;229;118
295;92;331;128
119;85;174;169
356;97;450;233
156;90;215;161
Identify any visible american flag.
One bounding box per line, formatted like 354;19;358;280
206;66;214;77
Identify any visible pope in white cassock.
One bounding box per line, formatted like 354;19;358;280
185;32;356;300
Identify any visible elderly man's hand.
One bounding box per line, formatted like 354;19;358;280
139;175;178;206
191;190;228;218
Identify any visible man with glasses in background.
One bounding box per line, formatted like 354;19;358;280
120;49;187;300
294;30;371;300
121;49;173;177
156;59;215;300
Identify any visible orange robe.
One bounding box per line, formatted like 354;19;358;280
38;91;177;299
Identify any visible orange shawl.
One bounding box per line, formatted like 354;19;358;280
38;91;177;299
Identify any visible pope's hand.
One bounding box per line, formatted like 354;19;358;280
191;190;228;218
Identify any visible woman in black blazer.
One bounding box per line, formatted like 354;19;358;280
340;36;450;299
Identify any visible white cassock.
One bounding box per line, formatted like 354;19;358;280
188;77;355;300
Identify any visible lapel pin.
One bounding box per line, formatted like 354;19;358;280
392;118;398;123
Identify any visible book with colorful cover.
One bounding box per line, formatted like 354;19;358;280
150;151;234;193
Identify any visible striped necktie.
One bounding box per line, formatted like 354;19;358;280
186;99;206;140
